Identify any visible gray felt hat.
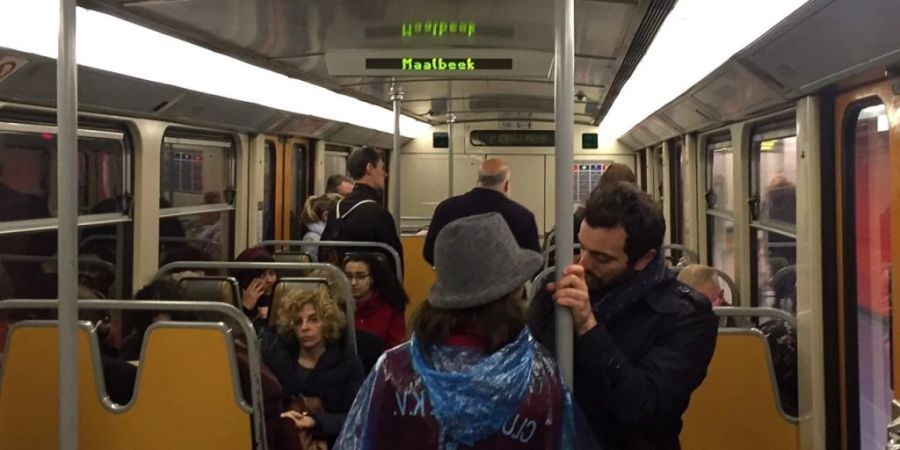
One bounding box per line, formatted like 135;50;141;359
428;212;544;309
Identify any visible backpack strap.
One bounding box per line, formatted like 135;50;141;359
336;199;377;219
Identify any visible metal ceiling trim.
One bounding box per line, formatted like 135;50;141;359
594;0;677;124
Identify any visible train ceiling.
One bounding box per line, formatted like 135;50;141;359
80;0;674;126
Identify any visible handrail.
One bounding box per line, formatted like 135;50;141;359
257;240;403;281
154;261;356;354
712;306;797;328
0;254;117;276
660;244;700;264
529;266;557;301
80;234;222;251
0;299;268;450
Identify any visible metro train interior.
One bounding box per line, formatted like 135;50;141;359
0;0;899;449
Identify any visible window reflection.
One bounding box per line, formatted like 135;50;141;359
709;145;733;211
0;132;126;221
755;230;797;312
758;136;797;226
708;216;735;303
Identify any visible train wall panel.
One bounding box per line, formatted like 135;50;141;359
747;0;900;95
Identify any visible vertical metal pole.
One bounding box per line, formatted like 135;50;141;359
388;81;404;232
554;0;576;388
447;115;455;197
57;0;79;448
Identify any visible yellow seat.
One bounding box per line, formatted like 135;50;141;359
400;236;435;323
681;330;798;450
0;321;253;450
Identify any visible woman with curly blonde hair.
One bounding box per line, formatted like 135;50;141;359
261;287;364;447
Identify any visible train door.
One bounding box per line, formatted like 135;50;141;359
835;80;900;450
261;136;311;241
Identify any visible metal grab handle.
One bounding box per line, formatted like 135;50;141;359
712;306;797;327
0;299;268;450
154;261;356;355
660;244;700;264
257;240;403;281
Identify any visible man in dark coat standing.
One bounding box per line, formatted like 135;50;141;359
528;183;718;450
321;146;404;276
423;158;540;266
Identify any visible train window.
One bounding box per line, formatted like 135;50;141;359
708;215;735;303
749;123;797;311
0;129;128;221
0;223;131;299
159;135;235;263
324;144;351;179
289;142;309;240
705;133;734;298
706;136;733;212
655;146;664;206
845;101;892;449
262;140;277;241
669;140;684;247
0;123;132;300
638;149;648;192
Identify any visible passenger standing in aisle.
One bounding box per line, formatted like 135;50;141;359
423;158;540;266
528;183;717;450
335;213;574;450
325;174;354;197
320;147;404;276
545;162;636;254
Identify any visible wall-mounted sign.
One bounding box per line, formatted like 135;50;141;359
364;57;512;72
401;21;476;37
326;49;551;78
470;130;555;147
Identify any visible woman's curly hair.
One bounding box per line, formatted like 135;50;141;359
274;286;346;341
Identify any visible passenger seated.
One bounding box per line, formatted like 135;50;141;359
343;253;408;349
119;277;195;361
676;264;751;328
758;319;798;417
309;267;386;375
335;213;574;449
261;287;364;447
230;246;279;333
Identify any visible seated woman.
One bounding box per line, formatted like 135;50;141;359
261;287;364;446
335;213;574;450
230;246;278;333
342;253;408;350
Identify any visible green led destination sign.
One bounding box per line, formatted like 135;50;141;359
365;57;512;72
401;21;475;37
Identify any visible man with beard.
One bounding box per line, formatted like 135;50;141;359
528;182;717;450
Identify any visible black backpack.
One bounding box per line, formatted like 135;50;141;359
318;199;377;263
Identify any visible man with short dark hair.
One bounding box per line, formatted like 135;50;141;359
528;183;717;450
423;158;539;266
321;147;403;275
325;174;354;197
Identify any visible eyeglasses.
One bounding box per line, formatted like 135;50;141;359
344;272;371;282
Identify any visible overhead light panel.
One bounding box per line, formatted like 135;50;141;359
597;0;809;144
0;0;431;138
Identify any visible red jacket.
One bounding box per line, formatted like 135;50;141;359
354;290;405;348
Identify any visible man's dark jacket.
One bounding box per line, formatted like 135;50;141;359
321;183;404;275
423;187;540;265
527;260;718;450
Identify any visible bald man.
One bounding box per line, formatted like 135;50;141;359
423;158;540;265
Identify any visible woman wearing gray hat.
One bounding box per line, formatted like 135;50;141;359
334;212;574;450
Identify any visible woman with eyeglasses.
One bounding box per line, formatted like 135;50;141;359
342;253;408;350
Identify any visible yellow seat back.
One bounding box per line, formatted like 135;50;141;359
681;330;798;450
0;321;252;450
401;236;434;323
